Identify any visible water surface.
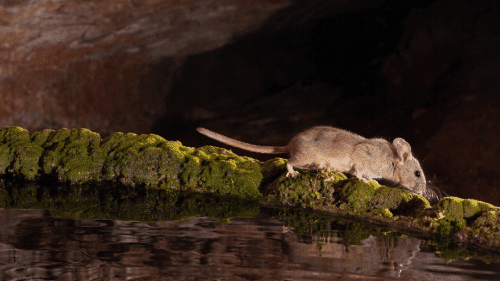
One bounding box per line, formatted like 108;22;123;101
0;209;498;280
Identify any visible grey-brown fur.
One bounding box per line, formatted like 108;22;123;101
197;126;427;196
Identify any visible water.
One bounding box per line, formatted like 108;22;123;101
0;209;498;280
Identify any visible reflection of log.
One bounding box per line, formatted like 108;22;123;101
0;126;499;262
0;212;431;280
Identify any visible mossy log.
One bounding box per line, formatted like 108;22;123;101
0;126;499;260
0;126;263;198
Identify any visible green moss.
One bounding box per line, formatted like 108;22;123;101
434;220;453;236
0;143;11;173
0;127;43;180
426;197;500;233
195;146;263;199
100;133;173;184
31;129;52;146
0;126;31;143
435;197;465;223
473;210;500;228
439;197;493;219
338;179;430;215
264;169;431;221
154;141;192;188
463;199;496;218
266;170;347;207
413;196;500;261
12;143;44;180
260;157;287;184
0;127;264;199
41;128;104;182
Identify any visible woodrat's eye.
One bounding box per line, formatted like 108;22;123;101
414;170;421;177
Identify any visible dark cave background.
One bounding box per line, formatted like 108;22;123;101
153;0;500;205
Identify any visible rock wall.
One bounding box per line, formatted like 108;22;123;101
0;0;292;134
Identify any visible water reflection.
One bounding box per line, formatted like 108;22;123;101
287;233;421;278
0;209;498;280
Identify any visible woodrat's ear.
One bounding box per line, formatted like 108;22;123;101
393;138;411;162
